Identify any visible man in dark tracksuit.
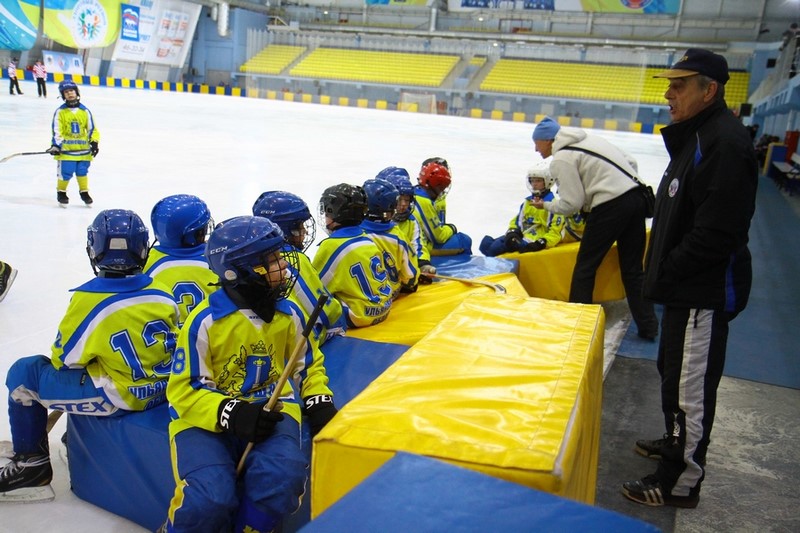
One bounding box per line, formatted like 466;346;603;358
622;49;757;508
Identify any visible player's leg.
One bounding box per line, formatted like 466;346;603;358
56;161;76;206
76;161;92;205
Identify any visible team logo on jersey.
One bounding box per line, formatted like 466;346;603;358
70;0;110;47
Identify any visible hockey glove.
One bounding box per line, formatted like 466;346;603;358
520;238;547;253
418;261;436;284
217;398;283;443
90;142;99;157
505;229;523;252
303;394;338;437
45;145;60;156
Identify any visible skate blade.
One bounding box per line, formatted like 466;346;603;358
58;204;68;209
0;484;55;503
0;441;11;459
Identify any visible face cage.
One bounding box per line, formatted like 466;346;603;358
435;183;452;199
189;217;215;246
287;217;316;252
247;246;300;301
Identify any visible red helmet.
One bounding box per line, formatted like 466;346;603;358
418;162;451;194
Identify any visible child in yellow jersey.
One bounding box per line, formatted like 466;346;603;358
164;216;336;532
413;160;472;257
361;178;419;297
144;194;218;328
252;190;346;344
480;160;566;256
1;210;179;500
313;183;393;327
46;80;99;207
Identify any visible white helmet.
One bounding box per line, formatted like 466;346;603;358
526;159;555;193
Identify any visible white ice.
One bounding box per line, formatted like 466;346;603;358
0;79;669;532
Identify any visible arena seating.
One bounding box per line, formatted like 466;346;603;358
480;59;750;108
239;44;307;75
289;48;459;86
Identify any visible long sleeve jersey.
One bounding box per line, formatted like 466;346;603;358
413;187;455;256
360;219;419;296
143;244;219;328
51;275;180;411
166;289;333;438
51;103;100;161
507;190;565;249
288;250;346;344
312;226;393;327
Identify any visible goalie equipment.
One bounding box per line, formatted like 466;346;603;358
362;179;399;222
252;191;316;252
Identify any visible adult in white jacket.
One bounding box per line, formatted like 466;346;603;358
531;117;658;340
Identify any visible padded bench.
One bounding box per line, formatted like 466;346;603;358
772;152;800;195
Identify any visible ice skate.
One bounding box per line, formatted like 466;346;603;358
57;191;69;208
0;262;17;303
0;453;54;503
80;191;93;206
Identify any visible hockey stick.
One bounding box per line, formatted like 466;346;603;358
423;272;507;294
236;293;329;475
0;151;50;163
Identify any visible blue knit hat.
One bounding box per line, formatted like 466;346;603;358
532;117;560;141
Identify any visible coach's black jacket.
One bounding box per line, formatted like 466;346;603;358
643;99;757;316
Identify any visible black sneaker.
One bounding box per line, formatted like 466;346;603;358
80;191;93;205
635;433;671;460
622;474;699;508
57;191;69;206
0;261;17;303
0;453;53;493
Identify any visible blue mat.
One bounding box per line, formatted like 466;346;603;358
618;177;800;390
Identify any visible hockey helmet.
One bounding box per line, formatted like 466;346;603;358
86;209;149;274
151;194;212;248
418;162;451;197
526;159;555;194
252;190;316;252
362;179;400;222
318;183;368;231
58;80;80;107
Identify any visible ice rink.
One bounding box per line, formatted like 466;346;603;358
0;79;670;531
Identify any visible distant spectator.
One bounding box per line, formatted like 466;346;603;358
780;22;798;51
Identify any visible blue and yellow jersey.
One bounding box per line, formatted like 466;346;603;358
51;103;99;161
508;191;566;249
143;245;219;328
288;250;346;344
166;290;332;437
51;275;179;411
360;219;418;296
394;212;429;264
311;226;393;328
563;212;587;243
413;187;455;256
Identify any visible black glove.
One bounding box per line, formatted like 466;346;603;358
505;229;523;252
90;141;99;157
217;398;283;443
303;394;337;437
520;238;547;253
418;260;435;284
445;223;458;234
45;145;60;155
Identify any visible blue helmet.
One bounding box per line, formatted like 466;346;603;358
86;209;149;274
318;183;368;230
205;216;298;299
151;194;212;248
58;80;80;107
252;191;316;252
362;179;399;222
375;166;410;182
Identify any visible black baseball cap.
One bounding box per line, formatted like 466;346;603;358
653;48;730;84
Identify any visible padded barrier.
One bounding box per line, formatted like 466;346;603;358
504;240;625;302
311;293;605;516
302;452;659;533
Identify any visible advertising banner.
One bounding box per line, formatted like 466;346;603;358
453;0;680;14
0;1;40;51
43;0;121;49
43;50;86;75
111;0;202;68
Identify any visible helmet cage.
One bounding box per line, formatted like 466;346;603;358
252;191;316;252
318;184;368;231
419;162;452;197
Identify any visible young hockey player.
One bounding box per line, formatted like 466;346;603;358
163;216;337;532
45;80;100;207
361;178;419;296
0;210;179;502
144;194;218;327
479;160;566;257
313;183;393;327
413;161;472;257
252;190;346;344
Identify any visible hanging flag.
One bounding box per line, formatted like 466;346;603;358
43;0;121;49
0;1;40;51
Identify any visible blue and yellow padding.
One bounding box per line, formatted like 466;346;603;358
305;453;659;532
311;292;605;516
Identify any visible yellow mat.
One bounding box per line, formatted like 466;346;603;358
312;293;605;516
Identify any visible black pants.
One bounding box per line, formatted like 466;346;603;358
36;78;46;97
655;306;731;497
9;77;22;95
569;187;657;335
